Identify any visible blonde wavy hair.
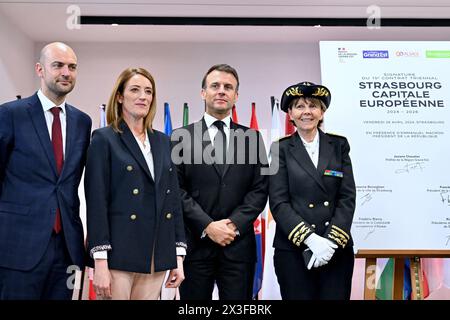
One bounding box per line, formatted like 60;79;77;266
106;67;157;133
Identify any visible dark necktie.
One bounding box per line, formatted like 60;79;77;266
50;107;63;234
213;120;227;173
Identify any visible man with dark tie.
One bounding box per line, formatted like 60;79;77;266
172;64;268;300
0;42;92;299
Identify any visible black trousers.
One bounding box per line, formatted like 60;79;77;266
180;250;255;300
274;246;354;300
0;232;74;300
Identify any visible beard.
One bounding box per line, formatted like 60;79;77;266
46;78;75;97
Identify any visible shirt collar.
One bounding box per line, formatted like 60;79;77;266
37;89;66;114
204;112;231;129
299;130;319;147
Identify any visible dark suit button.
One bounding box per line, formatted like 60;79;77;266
133;188;139;195
130;214;137;220
127;165;133;171
166;189;170;194
166;213;172;219
221;183;226;187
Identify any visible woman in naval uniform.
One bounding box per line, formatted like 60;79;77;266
269;81;356;300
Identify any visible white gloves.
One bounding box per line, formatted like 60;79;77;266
304;233;338;269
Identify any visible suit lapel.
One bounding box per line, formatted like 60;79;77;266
59;104;75;179
317;129;333;179
199;118;211;155
27;94;58;178
148;130;162;185
222;120;238;177
289;133;327;192
119;121;153;182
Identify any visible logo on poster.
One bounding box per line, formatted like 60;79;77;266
363;50;389;58
337;47;358;63
395;51;420;57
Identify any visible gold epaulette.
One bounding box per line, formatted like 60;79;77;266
327;225;350;248
288;222;312;247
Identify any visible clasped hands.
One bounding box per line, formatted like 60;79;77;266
205;219;238;246
304;233;338;270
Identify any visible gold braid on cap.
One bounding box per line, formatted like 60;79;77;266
285;87;303;97
312;87;330;97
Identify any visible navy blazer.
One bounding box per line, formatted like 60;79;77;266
0;93;92;271
269;129;356;251
85;121;186;273
172;119;268;263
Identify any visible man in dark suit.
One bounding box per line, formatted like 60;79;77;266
0;42;92;299
172;64;268;300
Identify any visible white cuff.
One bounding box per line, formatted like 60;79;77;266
93;250;108;260
176;247;186;256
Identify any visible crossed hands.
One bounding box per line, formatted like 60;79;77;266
205;219;238;247
304;233;338;270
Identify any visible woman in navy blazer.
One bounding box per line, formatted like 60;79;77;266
85;68;186;299
269;82;356;300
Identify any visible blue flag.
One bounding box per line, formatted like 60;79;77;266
404;258;412;300
99;104;106;128
164;102;172;135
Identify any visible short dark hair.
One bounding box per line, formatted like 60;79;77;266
201;64;239;91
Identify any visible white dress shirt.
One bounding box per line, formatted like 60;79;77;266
203;112;231;148
299;131;320;168
133;131;155;180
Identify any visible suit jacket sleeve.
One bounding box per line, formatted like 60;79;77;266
228;131;269;234
269;140;314;247
0;105;13;195
323;137;356;248
85;129;112;257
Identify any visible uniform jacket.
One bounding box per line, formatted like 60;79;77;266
269;129;356;251
85;121;186;273
0;93;91;271
172;119;268;263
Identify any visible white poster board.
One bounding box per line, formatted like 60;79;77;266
320;41;450;250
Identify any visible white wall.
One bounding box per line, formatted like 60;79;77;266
37;41;321;132
0;10;35;103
